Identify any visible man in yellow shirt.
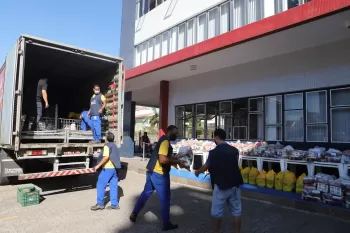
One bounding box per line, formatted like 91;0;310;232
91;132;121;210
130;125;187;231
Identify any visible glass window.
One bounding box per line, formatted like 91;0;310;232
206;102;218;139
176;118;185;139
220;2;230;34
178;23;186;50
218;115;232;139
187;19;196;46
208;8;220;39
175;106;185;118
196;104;206;115
306;91;327;124
233;99;248;140
161;31;169;56
246;0;262;24
285;93;303;110
157;0;163;6
141;42;148;65
265;96;282;125
306;125;328;142
265;126;282;141
331;88;350;107
154;35;161;59
197;13;207;43
195;117;205;139
135;45;141;67
331;108;350;143
285;110;304;141
136;1;140;19
249;113;264;140
249;97;263;112
147;39;154;62
220;101;232;114
232;0;246;29
184;105;194;138
170;28;177;53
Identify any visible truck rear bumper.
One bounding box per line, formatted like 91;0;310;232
18;168;95;180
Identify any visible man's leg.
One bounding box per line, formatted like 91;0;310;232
108;169;119;208
211;185;227;233
228;187;242;233
151;173;178;231
91;168;110;210
130;172;155;222
34;101;43;130
92;117;102;142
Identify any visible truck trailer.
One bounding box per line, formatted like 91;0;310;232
0;35;124;185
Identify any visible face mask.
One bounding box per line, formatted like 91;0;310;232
169;134;177;141
94;91;100;95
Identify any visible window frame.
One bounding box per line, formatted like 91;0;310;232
284;93;304;142
197;12;208;43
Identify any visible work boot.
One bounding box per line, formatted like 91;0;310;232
129;212;138;223
106;205;120;210
90;204;104;211
162;222;179;231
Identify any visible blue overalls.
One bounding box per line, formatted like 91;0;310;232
132;136;172;226
90;93;103;142
96;142;121;207
80;111;92;131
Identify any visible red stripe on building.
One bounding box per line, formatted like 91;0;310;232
126;0;350;80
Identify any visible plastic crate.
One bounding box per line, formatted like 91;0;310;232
17;186;40;207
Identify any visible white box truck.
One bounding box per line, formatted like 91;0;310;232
0;35;124;185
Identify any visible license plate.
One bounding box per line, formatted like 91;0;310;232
317;183;329;193
330;186;342;196
27;150;47;156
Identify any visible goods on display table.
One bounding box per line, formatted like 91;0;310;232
174;146;194;169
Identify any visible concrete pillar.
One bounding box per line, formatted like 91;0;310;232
159;81;169;138
123;91;133;137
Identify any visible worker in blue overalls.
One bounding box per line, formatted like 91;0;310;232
129;125;187;231
88;85;106;143
80;110;92;131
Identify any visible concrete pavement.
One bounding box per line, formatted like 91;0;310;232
1;171;350;233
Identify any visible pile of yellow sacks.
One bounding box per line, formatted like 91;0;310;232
296;173;306;194
248;167;259;185
256;170;267;187
283;170;296;192
266;170;276;188
241;167;250;183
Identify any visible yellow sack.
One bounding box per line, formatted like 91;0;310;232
295;173;306;194
266;170;276;188
241;167;250;184
283;171;296;192
239;165;243;171
248;167;259;185
275;171;285;191
256;170;267;187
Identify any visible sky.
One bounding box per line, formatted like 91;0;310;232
0;0;122;65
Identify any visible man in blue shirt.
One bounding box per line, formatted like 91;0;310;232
195;128;243;233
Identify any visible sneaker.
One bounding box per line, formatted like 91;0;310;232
90;204;104;211
162;222;179;231
106;205;120;210
129;212;138;223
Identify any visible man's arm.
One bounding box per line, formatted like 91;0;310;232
157;141;183;167
99;95;107;113
42;90;49;108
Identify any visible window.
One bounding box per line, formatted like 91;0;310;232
232;0;246;29
233;99;248;140
284;93;304;141
218;101;233;139
195;104;206;139
185;105;194;138
175;106;185;138
170;28;177;53
265;96;282;141
187;19;196;46
249;97;264;140
141;42;148;65
246;0;262;24
197;13;207;43
275;0;309;13
206;102;218;139
147;39;154;62
331;88;350;143
154;35;161;59
135;45;141;67
306;90;328;142
157;0;163;6
178;23;186;50
150;0;156;11
220;2;230;34
208;8;220;39
161;31;169;56
136;0;141;19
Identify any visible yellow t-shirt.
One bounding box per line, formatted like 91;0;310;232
103;145;115;168
153;140;169;175
92;94;106;101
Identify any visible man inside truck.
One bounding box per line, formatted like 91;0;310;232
88;85;106;143
34;78;49;130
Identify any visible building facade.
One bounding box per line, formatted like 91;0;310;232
121;0;350;149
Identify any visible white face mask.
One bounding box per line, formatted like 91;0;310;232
94;90;100;95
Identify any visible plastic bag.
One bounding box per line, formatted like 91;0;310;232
249;167;259;185
256;170;267;187
296;173;306;194
283;170;296;192
241;167;250;184
175;146;194;168
266;170;276;188
275;171;285;191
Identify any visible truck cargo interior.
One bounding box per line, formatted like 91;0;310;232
20;42;118;141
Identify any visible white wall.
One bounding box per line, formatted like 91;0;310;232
168;39;350;124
